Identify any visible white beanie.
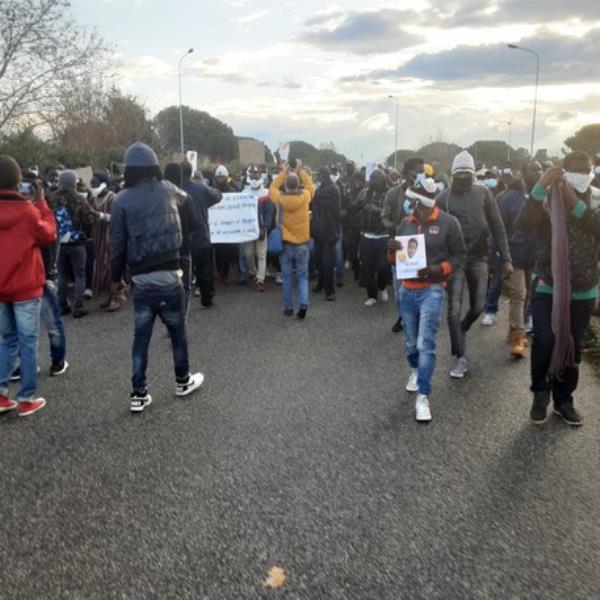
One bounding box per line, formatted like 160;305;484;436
215;165;229;177
451;150;475;174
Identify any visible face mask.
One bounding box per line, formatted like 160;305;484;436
484;178;498;190
594;166;600;175
502;168;512;176
91;183;106;198
414;173;426;186
403;199;415;216
564;171;594;194
452;174;473;192
249;178;262;190
330;174;340;184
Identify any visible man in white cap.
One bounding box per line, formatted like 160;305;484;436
212;165;239;284
388;178;466;421
437;150;512;379
111;142;204;412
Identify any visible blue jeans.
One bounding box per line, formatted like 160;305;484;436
41;281;66;364
131;284;189;393
485;254;503;314
392;265;402;318
400;285;445;396
0;298;42;402
280;243;309;311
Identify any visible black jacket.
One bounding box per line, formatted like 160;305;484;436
311;183;341;241
382;183;409;233
436;184;511;261
356;187;389;235
181;180;222;248
515;188;600;292
110;179;183;280
396;208;466;284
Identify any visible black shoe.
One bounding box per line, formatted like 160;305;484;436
50;360;69;376
237;278;248;286
283;309;294;317
60;304;71;316
313;286;323;293
297;306;307;319
336;281;344;288
392;318;403;333
130;391;153;413
529;391;550;424
326;293;336;302
200;300;214;309
72;306;88;318
553;402;583;426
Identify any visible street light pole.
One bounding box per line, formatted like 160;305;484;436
505;120;512;161
388;95;399;170
178;48;194;160
508;44;540;157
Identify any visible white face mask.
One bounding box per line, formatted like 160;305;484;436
564;171;594;194
594;166;600;175
91;183;106;198
249;178;262;190
330;174;340;184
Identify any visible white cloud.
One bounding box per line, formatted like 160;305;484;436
236;10;269;25
360;113;393;132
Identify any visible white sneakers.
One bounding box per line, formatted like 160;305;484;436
84;288;94;299
450;357;468;379
406;370;419;392
175;372;205;396
378;289;389;303
364;298;377;307
481;313;495;326
415;394;431;422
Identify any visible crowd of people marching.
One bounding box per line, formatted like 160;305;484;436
1;143;600;422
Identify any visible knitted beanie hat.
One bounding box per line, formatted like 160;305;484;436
0;155;22;189
451;150;476;174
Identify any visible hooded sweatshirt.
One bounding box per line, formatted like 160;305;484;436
269;170;315;244
0;192;57;302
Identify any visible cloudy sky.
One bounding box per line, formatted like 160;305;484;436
72;0;600;162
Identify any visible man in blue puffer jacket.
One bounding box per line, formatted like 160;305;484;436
110;142;204;413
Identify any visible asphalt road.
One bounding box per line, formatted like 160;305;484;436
1;277;599;599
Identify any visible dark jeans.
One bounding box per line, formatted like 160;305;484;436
58;243;86;308
180;254;191;318
131;284;189;393
192;242;215;306
359;236;389;299
447;257;488;357
485;254;503;314
214;243;236;281
530;291;595;406
314;239;336;295
41;280;67;364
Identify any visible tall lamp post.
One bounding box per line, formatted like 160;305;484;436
388;95;399;170
178;48;194;160
507;44;539;157
505;120;512;161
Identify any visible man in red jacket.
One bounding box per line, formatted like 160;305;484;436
0;155;57;417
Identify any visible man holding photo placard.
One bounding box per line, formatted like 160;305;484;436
388;178;466;421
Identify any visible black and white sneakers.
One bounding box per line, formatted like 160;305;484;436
130;391;153;413
175;372;205;397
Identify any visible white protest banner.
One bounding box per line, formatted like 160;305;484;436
278;142;290;162
209;193;259;244
395;234;427;280
185;151;198;176
365;162;377;182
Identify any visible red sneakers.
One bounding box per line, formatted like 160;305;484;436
17;398;46;417
0;394;17;413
